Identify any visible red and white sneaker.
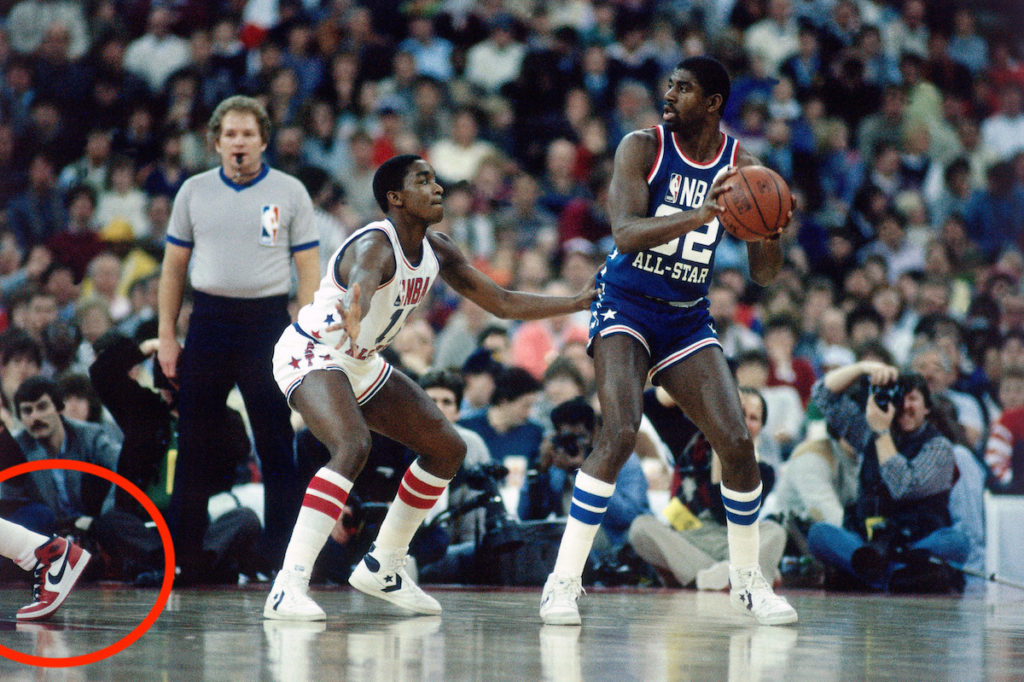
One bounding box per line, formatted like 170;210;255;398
16;537;91;621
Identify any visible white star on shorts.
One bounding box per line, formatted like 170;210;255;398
601;309;617;321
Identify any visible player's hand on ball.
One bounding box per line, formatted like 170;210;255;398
699;165;736;224
767;194;799;240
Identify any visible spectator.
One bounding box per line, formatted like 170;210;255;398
7;153;65;253
122;6;191;94
428;107;499;185
0;328;42;421
397;13;454;82
94;157;148;240
744;0;800;77
981;83;1024;161
458;366;544;470
707;281;763;359
7;376;120;544
807;363;963;592
858;211;926;283
57;129;112;196
493;172;557;251
985;366;1024;493
764;314;817;403
465;14;525;95
779;23;825;100
734;350;801;467
883;0;929;61
606;10;661;94
963;160;1024;261
6;2;89;60
762;431;860;534
947;7;988;74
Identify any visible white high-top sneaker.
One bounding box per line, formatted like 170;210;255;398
263;569;326;621
348;544;441;615
729;565;798;625
539;573;584;625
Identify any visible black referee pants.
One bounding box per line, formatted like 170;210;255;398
168;292;301;569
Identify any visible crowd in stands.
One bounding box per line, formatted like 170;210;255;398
0;0;1023;592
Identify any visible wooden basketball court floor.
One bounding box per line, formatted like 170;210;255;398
1;583;1022;680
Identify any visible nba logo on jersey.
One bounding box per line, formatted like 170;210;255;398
665;173;682;204
260;205;280;246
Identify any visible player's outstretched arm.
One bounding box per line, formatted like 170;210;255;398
609;130;734;254
735;145;787;286
429;232;595;320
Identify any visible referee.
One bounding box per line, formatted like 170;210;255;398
158;95;320;580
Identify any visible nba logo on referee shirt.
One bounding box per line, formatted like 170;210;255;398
665;173;682;204
260;205;280;246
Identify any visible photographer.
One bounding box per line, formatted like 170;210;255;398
519;398;650;564
806;361;965;592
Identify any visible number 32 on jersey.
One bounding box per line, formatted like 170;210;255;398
629;204;719;283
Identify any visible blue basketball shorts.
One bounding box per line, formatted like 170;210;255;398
587;284;722;384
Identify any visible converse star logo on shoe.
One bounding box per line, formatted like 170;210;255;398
382;574;403;593
743;591;753;610
272;591;285;610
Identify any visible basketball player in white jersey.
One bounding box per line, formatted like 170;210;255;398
0;516;91;620
264;155;594;620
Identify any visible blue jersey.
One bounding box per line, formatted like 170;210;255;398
599;126;738;303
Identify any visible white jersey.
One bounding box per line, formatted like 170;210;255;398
295;219;439;362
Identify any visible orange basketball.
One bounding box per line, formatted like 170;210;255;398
718;166;792;242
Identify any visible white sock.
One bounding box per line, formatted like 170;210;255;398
721;482;762;570
373;460;449;552
281;467;353;577
0;517;49;571
552;471;616;578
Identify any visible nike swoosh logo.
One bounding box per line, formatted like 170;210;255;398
48;546;69;584
382;574;402;593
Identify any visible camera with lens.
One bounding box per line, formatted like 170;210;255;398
552;432;591;459
850;519;913;582
869;379;905;410
431;463;524;555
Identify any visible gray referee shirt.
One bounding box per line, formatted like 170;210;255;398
167;166;319;298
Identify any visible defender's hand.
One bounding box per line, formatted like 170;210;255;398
573;285;598;311
326;283;362;353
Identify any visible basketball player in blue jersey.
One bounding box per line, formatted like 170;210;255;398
540;56;798;626
264;155;594;621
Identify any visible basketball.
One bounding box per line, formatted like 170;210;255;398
717;166;792;241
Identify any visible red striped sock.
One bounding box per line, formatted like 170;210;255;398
374;460;449;551
281;467;353;575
